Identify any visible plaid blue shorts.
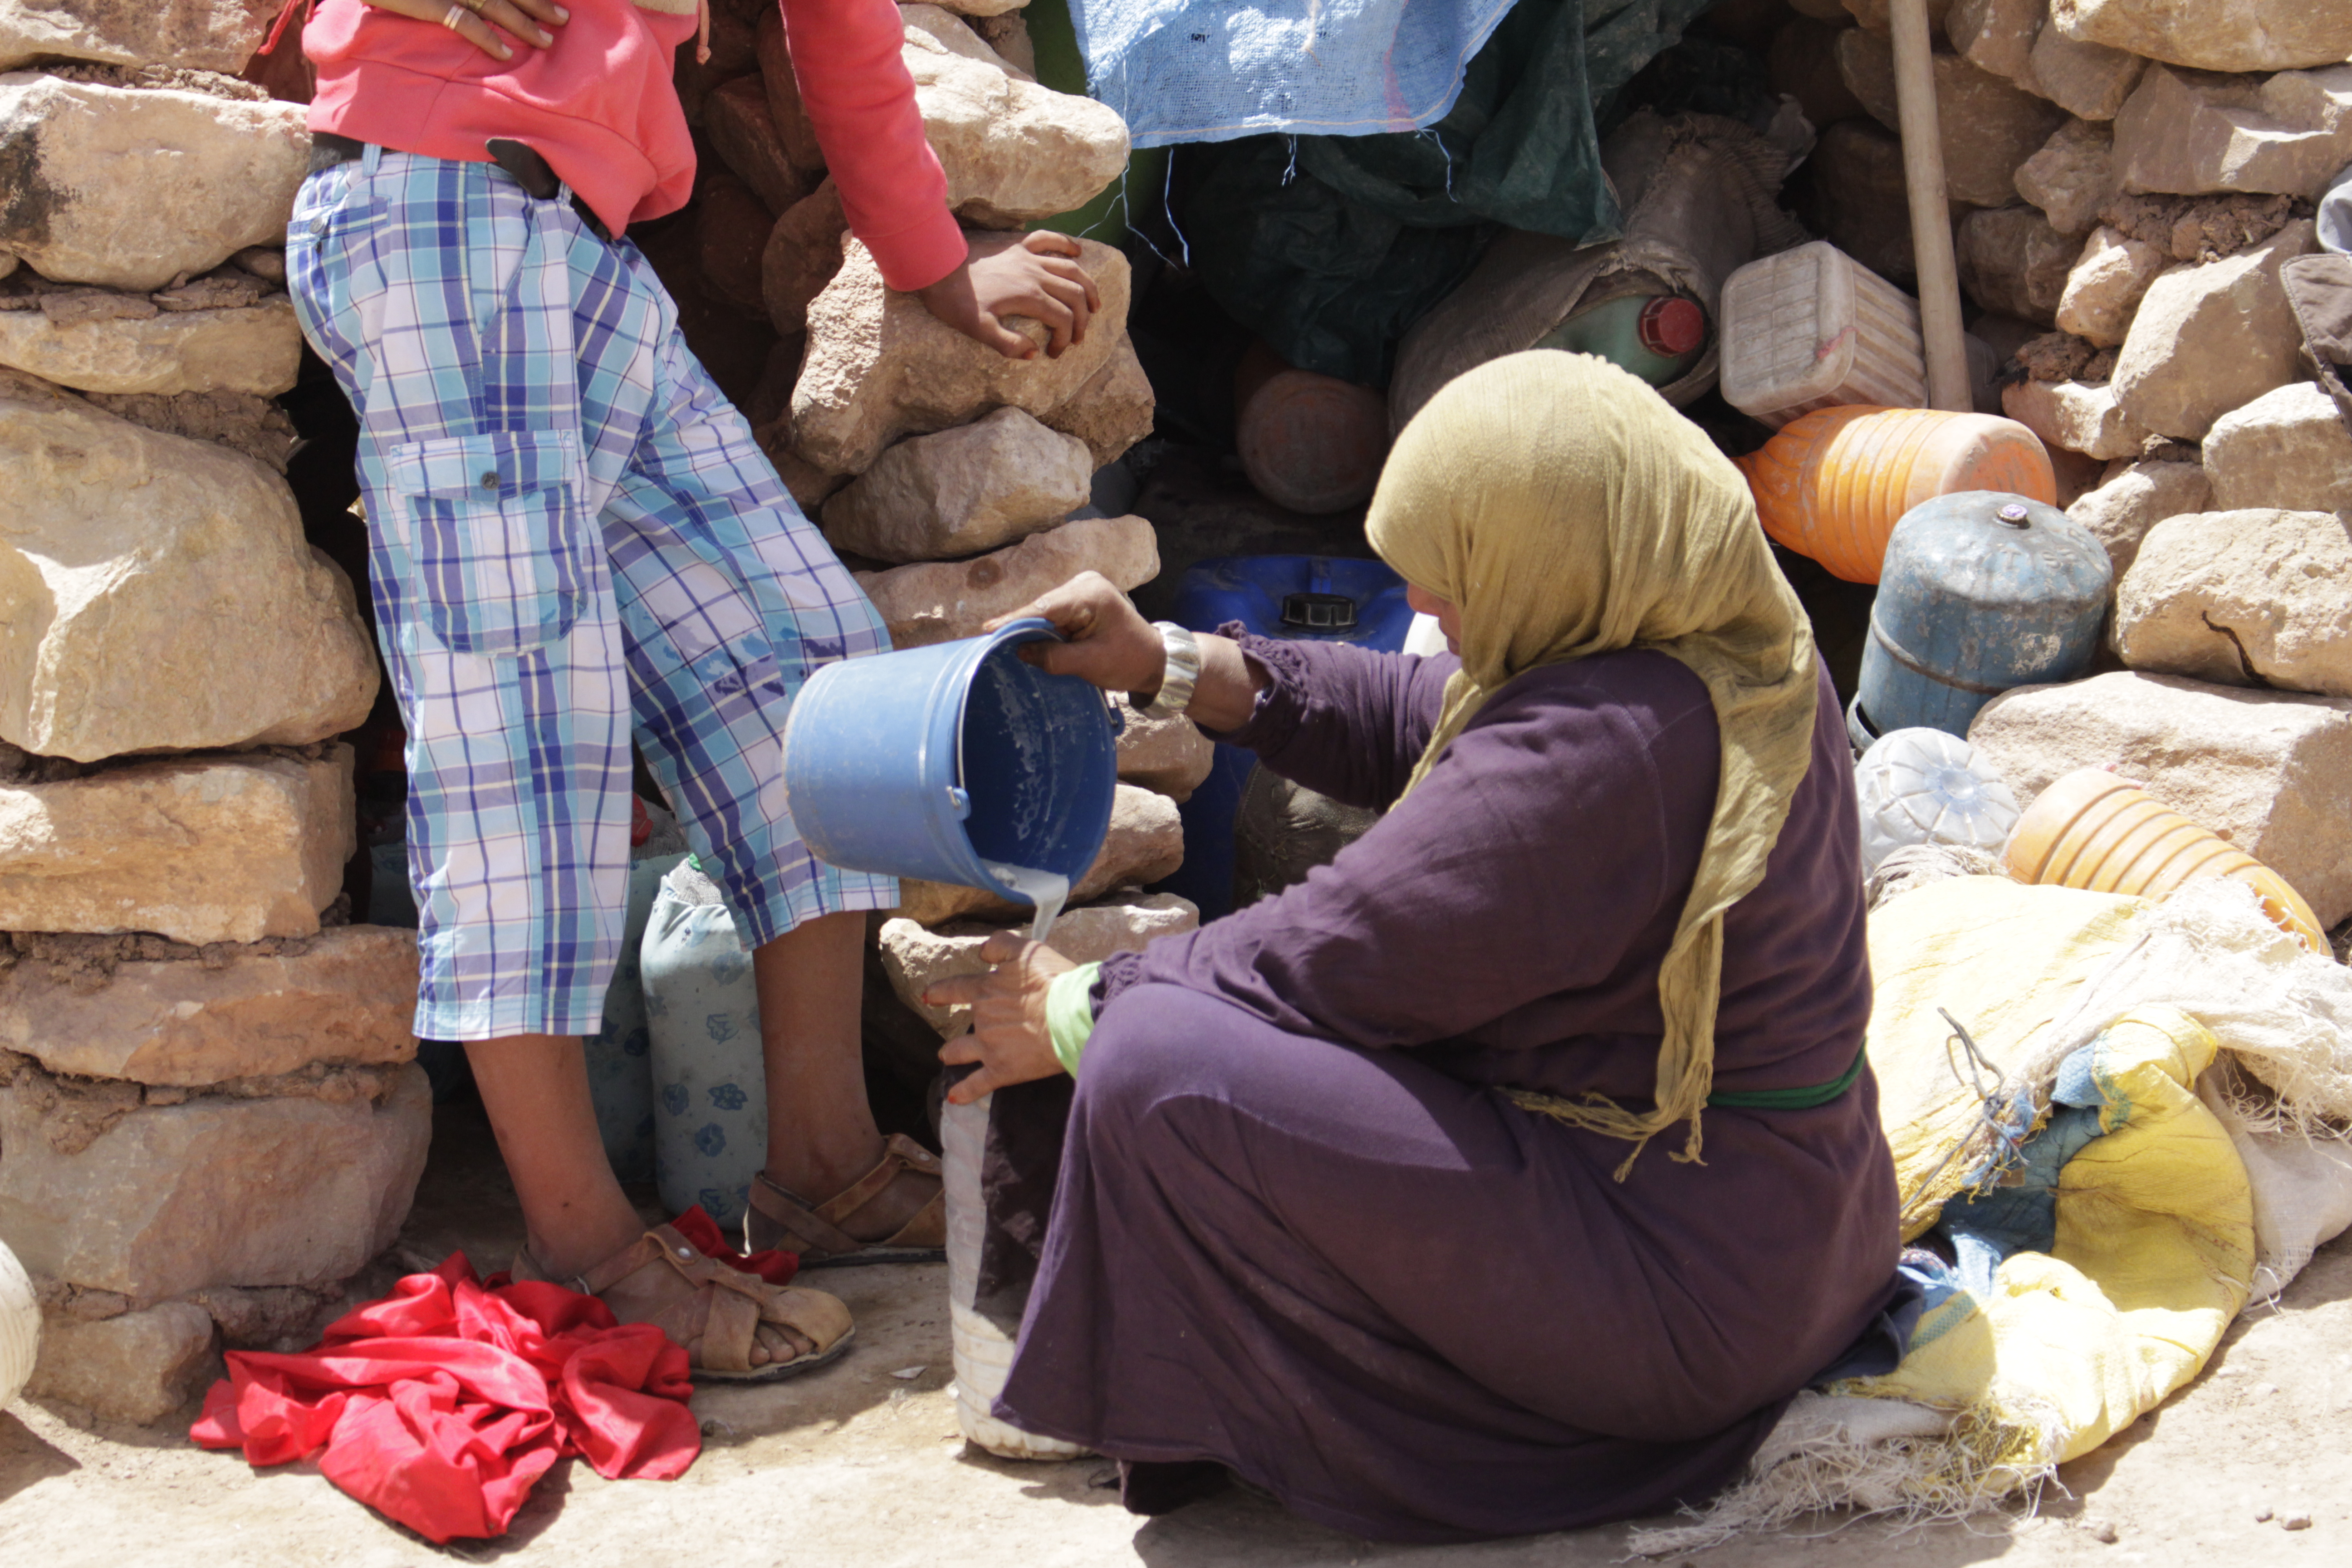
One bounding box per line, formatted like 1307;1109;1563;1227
288;148;897;1041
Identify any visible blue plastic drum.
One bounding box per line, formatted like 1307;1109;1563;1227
781;618;1119;903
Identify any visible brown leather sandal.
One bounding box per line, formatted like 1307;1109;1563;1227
514;1223;855;1382
744;1133;948;1267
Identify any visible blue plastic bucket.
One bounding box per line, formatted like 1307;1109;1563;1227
782;618;1119;902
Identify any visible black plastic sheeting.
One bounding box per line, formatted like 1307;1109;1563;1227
1181;0;1720;384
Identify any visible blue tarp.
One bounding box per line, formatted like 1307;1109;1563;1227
1067;0;1523;149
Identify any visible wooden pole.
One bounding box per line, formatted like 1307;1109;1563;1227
1888;0;1973;412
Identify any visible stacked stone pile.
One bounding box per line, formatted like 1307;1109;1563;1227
668;0;1201;941
1793;3;2352;945
1762;1;2352;949
0;11;426;1423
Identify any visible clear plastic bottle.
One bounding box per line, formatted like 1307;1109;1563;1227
1852;727;2021;874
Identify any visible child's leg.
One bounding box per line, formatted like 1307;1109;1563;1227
598;274;931;1243
466;1033;644;1276
751;912;882;1201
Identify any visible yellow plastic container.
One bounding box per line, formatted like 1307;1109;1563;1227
1734;405;2057;583
2003;768;2328;955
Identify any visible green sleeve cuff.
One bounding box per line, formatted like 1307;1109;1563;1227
1046;963;1102;1078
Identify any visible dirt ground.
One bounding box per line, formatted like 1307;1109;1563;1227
3;1104;2347;1568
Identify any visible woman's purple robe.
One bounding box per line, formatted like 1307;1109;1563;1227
980;635;1901;1542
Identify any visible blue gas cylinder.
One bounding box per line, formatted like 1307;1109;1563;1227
1158;556;1415;918
1853;491;2112;744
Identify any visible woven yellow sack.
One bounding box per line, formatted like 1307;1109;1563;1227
1863;877;2146;1236
1839;1006;2252;1464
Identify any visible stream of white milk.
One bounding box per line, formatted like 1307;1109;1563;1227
981;860;1070;946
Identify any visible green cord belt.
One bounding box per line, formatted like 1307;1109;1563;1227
1704;1044;1870;1110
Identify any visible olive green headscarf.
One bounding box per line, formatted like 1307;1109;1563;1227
1366;352;1820;1175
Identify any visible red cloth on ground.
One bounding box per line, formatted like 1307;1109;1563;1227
671;1204;798;1286
192;1254;699;1543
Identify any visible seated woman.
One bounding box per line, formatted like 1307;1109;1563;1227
928;353;1903;1542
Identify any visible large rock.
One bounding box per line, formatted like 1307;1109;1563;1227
1948;0;2041;87
2053;225;2168;346
83;388;295;472
2112;64;2352;201
877;891;1200;1036
693;171;773;319
791;238;1135;476
1768;16;1868;131
0;749;355;945
2001;377;2152;460
24;1301;217;1426
2116;509;2352;699
2068;457;2210;578
1956;204;2079;323
853;514;1158;649
821;406;1092;565
2110;220;2315;440
1804;120;1923;284
0;925;417;1087
893;784;1186;927
1046;338;1156;468
0;370;377;760
899;1;1033;79
0;1060;431;1299
1967;671;2352;925
761;181;848;336
706;74;811;220
1948;0;2145;120
0;74;310;291
754;8;828;178
2025;24;2144;121
899;5;1128;226
1838;29;2068;207
2202;381;2352;514
2016;117;2118;236
0;294;299;395
2048;0;2352;75
1112;694;1215;802
0;0;281;74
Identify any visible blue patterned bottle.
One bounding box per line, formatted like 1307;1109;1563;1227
642;858;767;1230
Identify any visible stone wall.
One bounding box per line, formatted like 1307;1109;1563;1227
0;8;423;1425
0;0;1209;1421
1775;1;2352;936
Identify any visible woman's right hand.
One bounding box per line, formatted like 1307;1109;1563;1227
365;0;566;61
983;572;1167;696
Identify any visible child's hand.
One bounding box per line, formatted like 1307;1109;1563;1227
915;230;1102;361
364;0;567;61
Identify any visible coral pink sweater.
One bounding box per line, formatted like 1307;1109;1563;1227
304;0;966;290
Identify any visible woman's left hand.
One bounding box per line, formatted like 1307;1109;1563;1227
925;932;1078;1103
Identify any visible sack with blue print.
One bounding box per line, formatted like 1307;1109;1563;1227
584;852;689;1185
642;858;767;1230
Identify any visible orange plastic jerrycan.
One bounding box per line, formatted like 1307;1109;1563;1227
1734;406;2056;583
2004;768;2328;955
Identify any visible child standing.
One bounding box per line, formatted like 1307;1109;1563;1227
291;0;1098;1376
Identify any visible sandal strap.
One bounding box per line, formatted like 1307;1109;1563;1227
749;1135;946;1259
885;1185;947;1251
814;1134;943;1228
748;1173;864;1259
563;1225;853;1371
509;1240;590;1295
